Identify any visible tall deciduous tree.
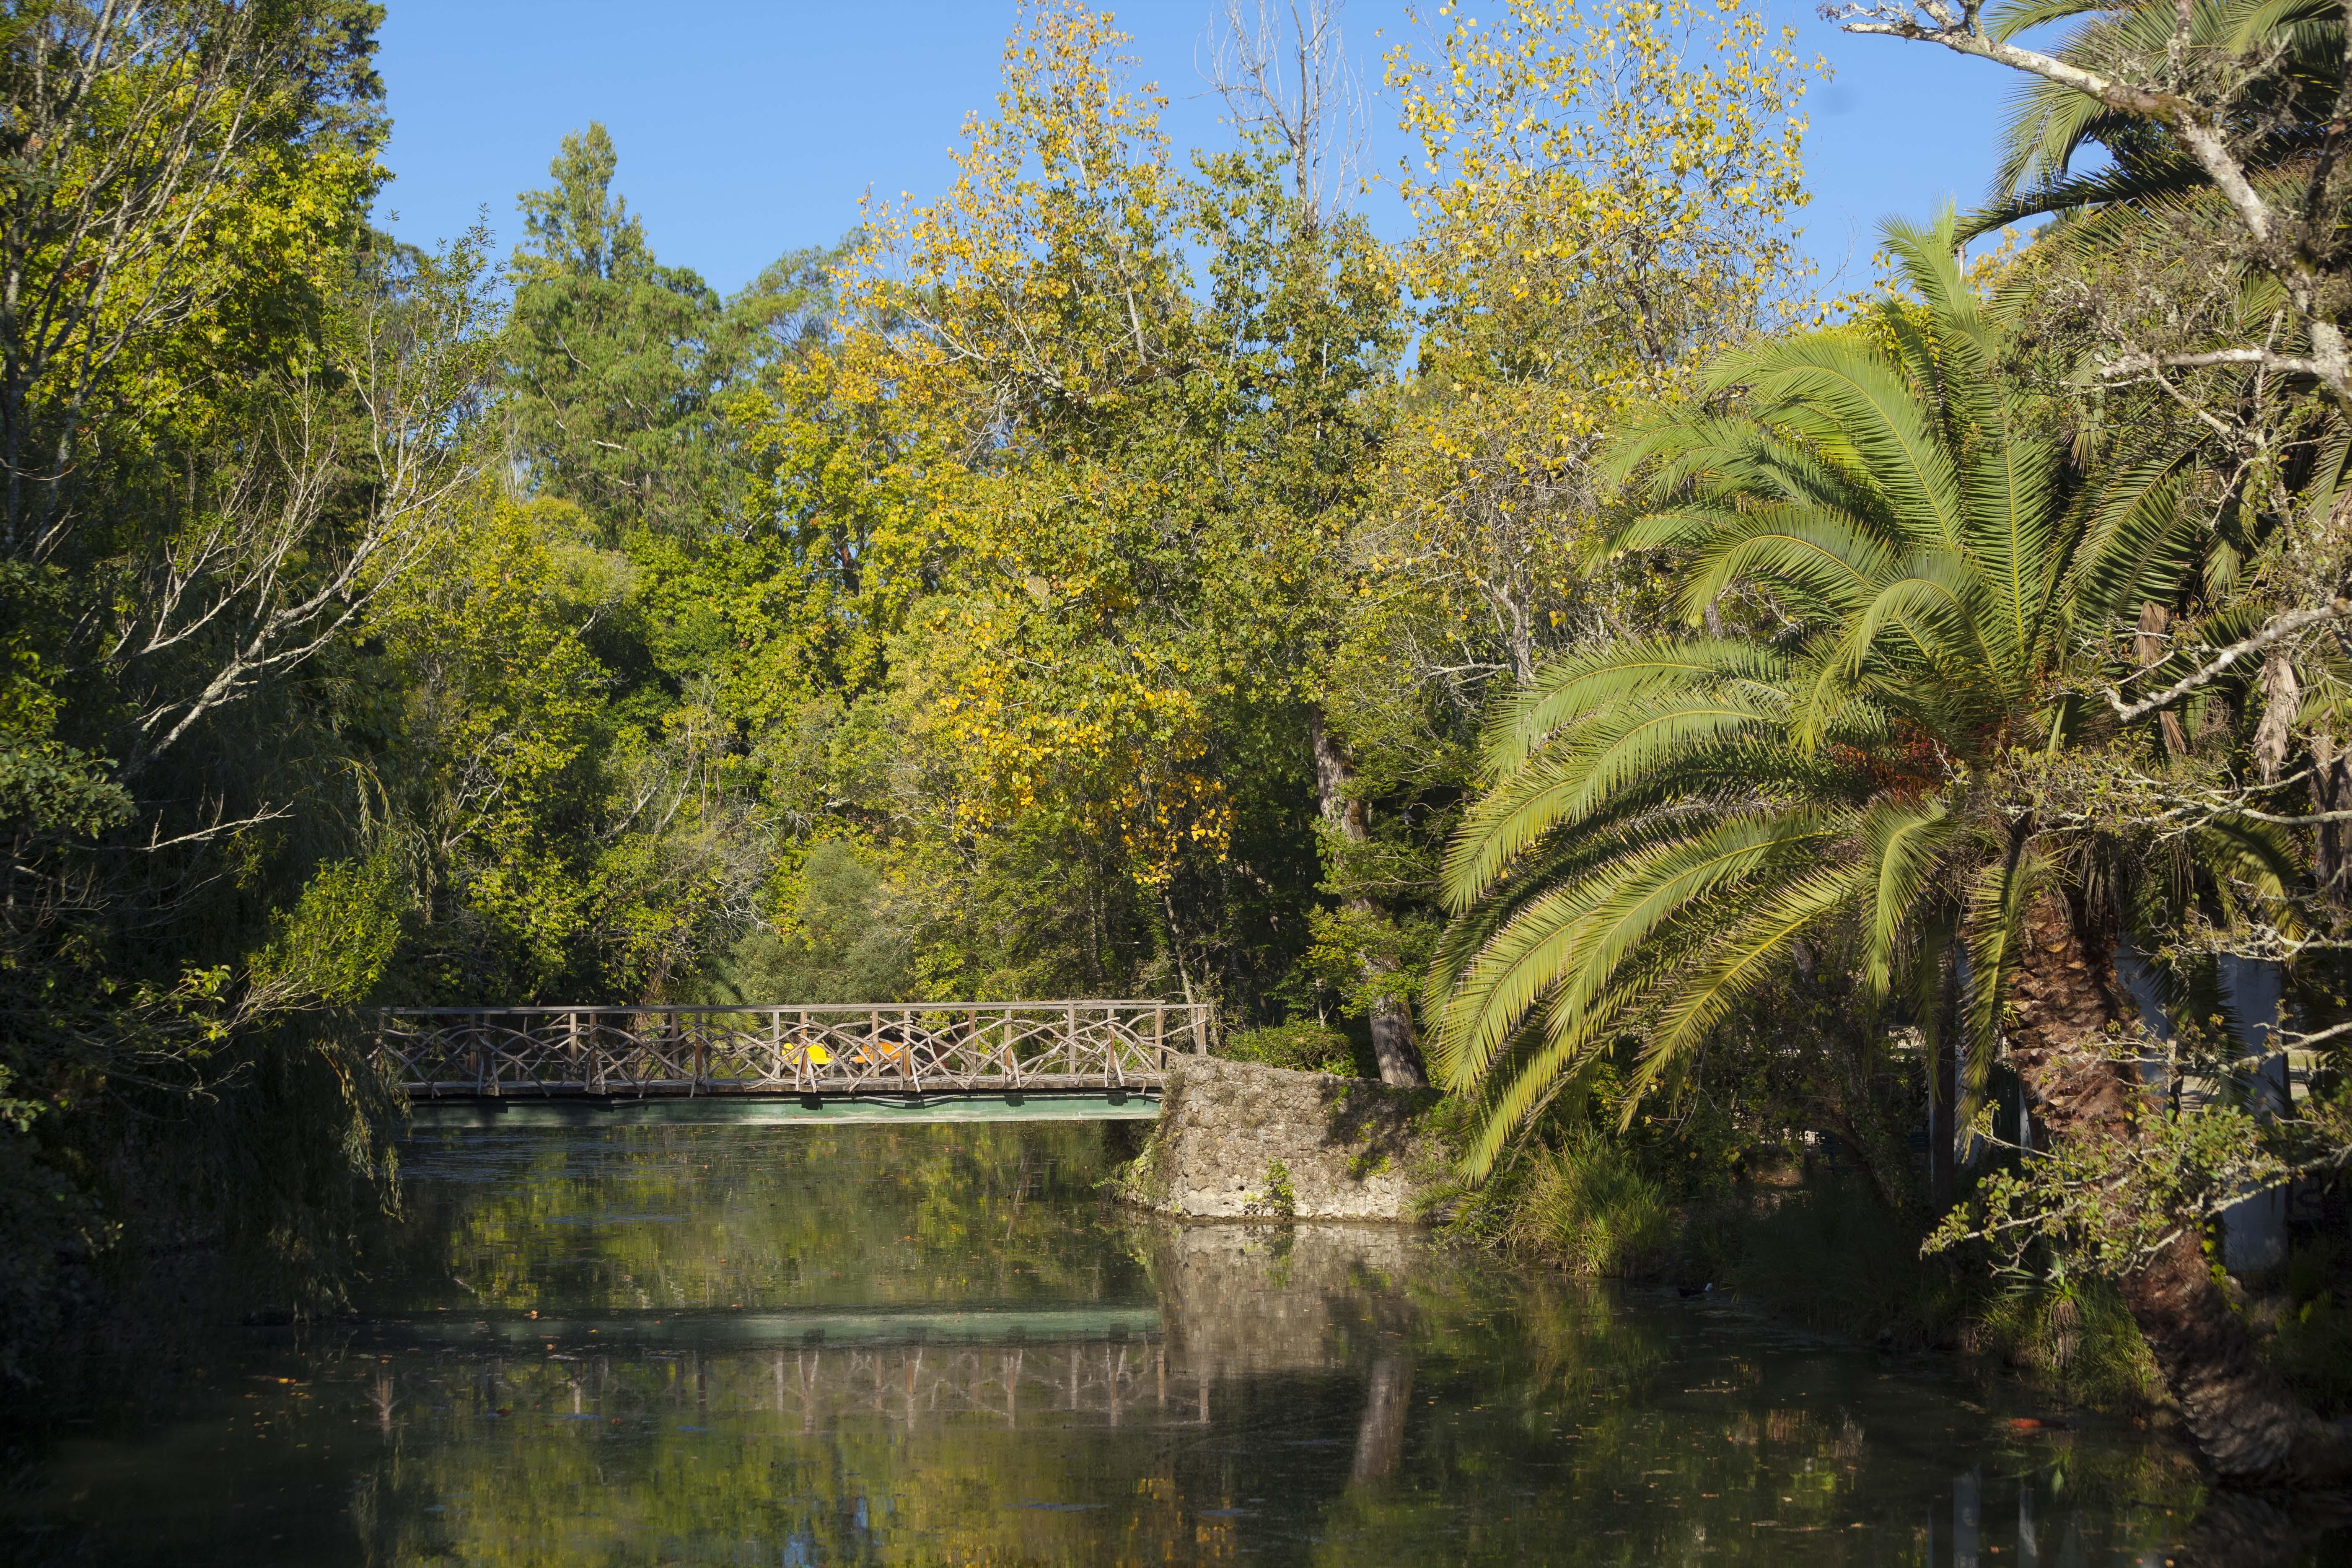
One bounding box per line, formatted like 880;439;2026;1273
727;0;1409;1028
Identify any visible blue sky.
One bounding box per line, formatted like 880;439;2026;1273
373;0;2023;297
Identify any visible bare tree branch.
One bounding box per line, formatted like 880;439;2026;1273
2102;600;2352;722
1826;0;2352;407
1203;0;1365;224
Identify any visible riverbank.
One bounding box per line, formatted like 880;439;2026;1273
1121;1055;2352;1433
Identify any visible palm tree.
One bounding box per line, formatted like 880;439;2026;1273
1428;214;2349;1485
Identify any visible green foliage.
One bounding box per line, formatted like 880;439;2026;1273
1489;1127;1676;1279
1220;1018;1360;1076
0;0;475;1388
2270;1239;2352;1413
503;122;834;538
698;842;917;1005
254;850;407;1007
1927;1100;2289;1286
1255;1157;1298;1219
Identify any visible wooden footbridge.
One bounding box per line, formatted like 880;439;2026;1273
374;1000;1212;1125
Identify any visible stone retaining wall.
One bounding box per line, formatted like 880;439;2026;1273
1122;1054;1443;1221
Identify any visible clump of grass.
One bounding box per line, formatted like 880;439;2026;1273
1220;1019;1358;1076
1967;1280;2163;1408
1496;1127;1676;1279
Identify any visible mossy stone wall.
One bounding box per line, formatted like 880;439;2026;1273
1124;1055;1441;1221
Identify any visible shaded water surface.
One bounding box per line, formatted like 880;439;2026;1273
4;1122;2341;1564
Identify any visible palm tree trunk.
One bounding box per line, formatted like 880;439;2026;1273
1930;959;1958;1212
2007;894;2352;1487
2310;731;2352;902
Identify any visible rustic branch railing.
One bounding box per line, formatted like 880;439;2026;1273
372;1000;1212;1099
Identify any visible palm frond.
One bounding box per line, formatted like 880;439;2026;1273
1624;867;1873;1105
1860;800;1961;997
1961;848;2049;1106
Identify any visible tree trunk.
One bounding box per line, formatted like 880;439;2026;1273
2310;731;2352;902
1309;708;1427;1088
1930;1019;1956;1213
2006;893;2352;1488
2136;602;2190;757
1349;1351;1414;1485
1925;944;1958;1211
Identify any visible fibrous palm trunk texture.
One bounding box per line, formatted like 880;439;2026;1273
2007;895;2352;1487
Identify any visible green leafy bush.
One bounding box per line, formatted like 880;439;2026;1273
1500;1128;1675;1278
1247;1159;1298;1219
1220;1019;1360;1076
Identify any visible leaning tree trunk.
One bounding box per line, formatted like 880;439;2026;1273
2007;894;2352;1487
1309;708;1427;1089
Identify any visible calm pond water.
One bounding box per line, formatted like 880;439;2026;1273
3;1121;2343;1565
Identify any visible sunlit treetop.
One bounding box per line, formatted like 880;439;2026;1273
1387;0;1821;394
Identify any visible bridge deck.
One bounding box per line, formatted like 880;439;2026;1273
406;1091;1160;1127
374;1000;1209;1106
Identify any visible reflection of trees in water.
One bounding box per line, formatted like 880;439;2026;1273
325;1133;2239;1564
9;1127;2293;1564
348;1337;1228;1565
1349;1352;1412;1485
377;1122;1138;1316
376;1337;1188;1437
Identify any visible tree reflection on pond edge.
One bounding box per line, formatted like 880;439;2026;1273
3;1121;2339;1565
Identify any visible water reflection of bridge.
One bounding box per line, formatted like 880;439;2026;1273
373;1341;1213;1436
357;1224;1427;1484
376;1001;1208;1122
